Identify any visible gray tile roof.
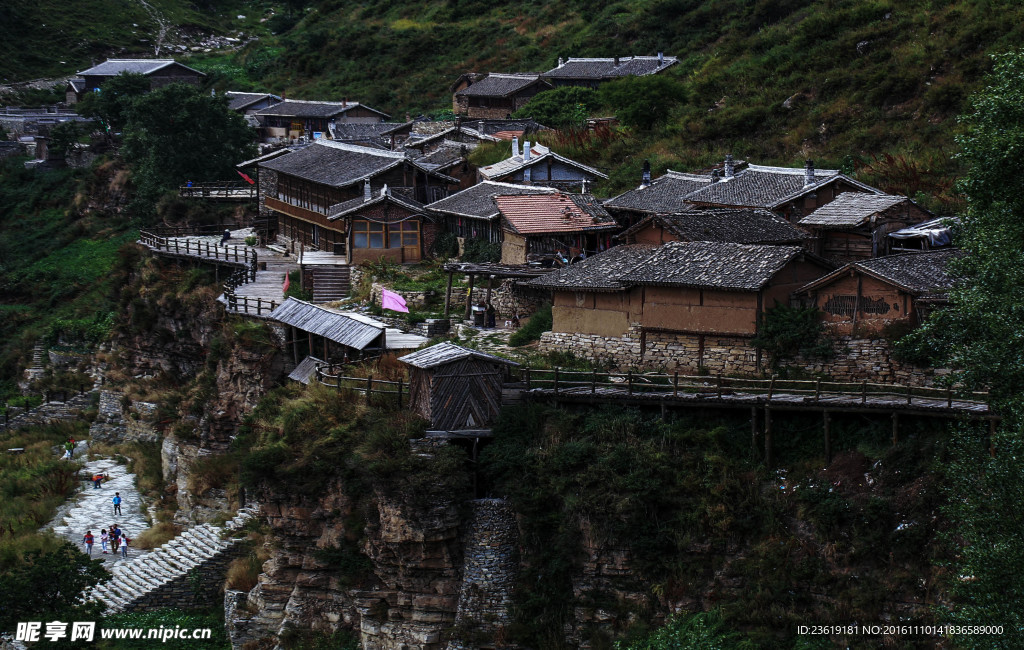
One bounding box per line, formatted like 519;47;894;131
67;78;86;92
224;91;280;111
454;73;549;98
465;118;549;137
623;209;806;244
427;181;557;221
630;242;807;290
682;164;883;209
479;143;607;181
528;244;656;291
798;192;912;228
254;99;390;120
542;55;678;80
605;170;713;214
77;58;203;77
259;141;450;188
327;189;426;220
399;342;518;369
853;250;962;295
331;122;402;147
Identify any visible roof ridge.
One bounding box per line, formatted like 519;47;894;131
745;163;839;175
316;140;407;158
279;98;363;106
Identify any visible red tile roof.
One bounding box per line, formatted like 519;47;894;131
496;193;618;235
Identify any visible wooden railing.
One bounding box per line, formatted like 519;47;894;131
521;368;989;408
146;223;247;237
225;293;280;316
313;363;405;407
179;181;256;199
139;231;257;267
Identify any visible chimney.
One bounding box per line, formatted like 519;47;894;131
658;52;664;65
558;57;564;67
804;159;815;186
724;153;734;178
523;140;531;161
711;169;720;183
614;55;620;66
641;159;652;187
512;136;520;158
363;180;372;202
342;98;348;108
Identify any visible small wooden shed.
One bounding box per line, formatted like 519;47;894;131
398;343;519;430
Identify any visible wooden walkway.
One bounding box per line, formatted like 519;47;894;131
179;182;256;201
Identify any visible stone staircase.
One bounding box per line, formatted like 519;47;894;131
311;266;351;302
90;504;260;613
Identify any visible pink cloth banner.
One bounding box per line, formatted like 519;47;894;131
381;288;409;313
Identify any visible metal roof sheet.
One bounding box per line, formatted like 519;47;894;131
269;298;386;350
399;342;519;369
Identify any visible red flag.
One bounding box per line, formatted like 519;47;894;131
237;170;256;185
282;273;290;294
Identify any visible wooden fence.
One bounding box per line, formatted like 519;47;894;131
179;182;256;200
313;363;405;407
139;231;257;267
520;367;988;409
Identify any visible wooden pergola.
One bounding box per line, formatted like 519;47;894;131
441;261;555;320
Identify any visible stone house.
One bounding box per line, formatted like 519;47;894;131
530;241;833;372
478;138;607;192
69;59;206;103
541;54;678;89
452;73;552;118
253;99;390;142
618;208;807;246
427;181;559;244
496;192;618;264
795;249;961;336
604;167;715;229
257;140;457;254
797;192;934;262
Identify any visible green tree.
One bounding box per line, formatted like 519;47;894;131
613;610;752;650
0;541;109;631
596;75;688;131
120;84;256;209
47;120;84;158
76;72;151;132
919;51;1024;648
512;86;597;129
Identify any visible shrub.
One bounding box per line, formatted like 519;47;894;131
508;303;552;347
751;303;833;370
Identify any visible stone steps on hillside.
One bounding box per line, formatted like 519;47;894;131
87;504;259;614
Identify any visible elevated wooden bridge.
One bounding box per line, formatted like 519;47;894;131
521;368;996;465
179;181;256;201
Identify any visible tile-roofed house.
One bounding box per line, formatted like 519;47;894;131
797;192;933;262
479;138;607;192
224;91;282;114
682;158;884;220
496;191;618;264
258;141;457;257
463;118;549;140
427;180;557;243
542;54;678;88
65;78;87;104
453;73;552;118
329;122;405;149
324;187;435;265
73;59;206;98
796;250;963;335
528;240;832;370
619;209;807;246
253;99;391;142
604;170;713;226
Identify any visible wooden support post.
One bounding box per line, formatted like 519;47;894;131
716;375;722;398
464;274;475;321
486;274;493;306
764;406;773;467
444;271;453;317
861;380;867;404
750;406;758;459
673;371;679;397
947;388;953;409
627;370;633;395
553;367;559;394
591;370;597;394
906;385;913;405
892;412;899;445
366;375;373;399
767;375;776;400
823;410;832;466
815;378;821;402
525;367;531;390
990;419;997;457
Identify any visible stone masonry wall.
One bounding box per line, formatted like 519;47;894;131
121;541;245;612
446;499;519;649
539;327;945;386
